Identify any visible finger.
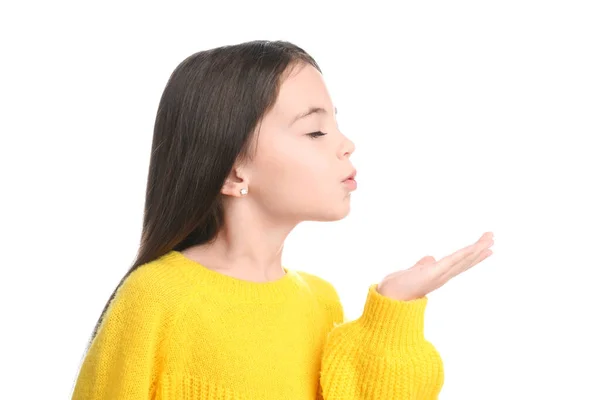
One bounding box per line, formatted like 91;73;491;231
457;238;494;272
443;245;493;281
466;248;493;270
434;232;493;276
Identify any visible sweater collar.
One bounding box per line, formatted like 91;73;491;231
159;250;304;303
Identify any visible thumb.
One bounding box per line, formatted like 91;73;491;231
416;255;436;265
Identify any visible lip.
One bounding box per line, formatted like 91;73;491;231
342;169;357;191
342;169;357;182
343;178;357;191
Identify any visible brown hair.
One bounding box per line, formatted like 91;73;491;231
86;40;321;347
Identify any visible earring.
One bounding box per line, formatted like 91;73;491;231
240;188;248;196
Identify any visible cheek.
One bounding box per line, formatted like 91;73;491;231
254;143;335;200
268;154;326;189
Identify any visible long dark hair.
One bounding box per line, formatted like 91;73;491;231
86;40;321;347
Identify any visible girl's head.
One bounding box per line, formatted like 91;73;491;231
88;40;355;342
144;40;356;259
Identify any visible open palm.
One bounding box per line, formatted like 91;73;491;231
377;232;495;301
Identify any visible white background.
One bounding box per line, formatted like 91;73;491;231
1;1;599;398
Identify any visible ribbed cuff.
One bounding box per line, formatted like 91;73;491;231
356;284;429;349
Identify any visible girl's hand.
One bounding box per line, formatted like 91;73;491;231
377;232;495;301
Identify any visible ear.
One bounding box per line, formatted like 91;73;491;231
221;165;249;197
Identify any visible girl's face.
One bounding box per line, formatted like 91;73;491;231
234;63;357;223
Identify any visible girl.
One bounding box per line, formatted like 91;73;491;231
71;40;494;399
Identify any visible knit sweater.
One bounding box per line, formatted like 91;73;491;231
72;250;444;399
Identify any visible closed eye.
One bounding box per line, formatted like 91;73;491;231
307;131;327;139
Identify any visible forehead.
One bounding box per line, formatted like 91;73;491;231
269;64;334;125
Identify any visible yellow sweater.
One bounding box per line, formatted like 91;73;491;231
72;250;444;399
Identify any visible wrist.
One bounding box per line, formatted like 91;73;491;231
376;282;425;302
356;284;429;349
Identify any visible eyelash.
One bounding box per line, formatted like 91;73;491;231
307;131;327;139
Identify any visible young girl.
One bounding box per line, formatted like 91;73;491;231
71;40;494;399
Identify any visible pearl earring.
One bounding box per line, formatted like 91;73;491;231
240;188;248;196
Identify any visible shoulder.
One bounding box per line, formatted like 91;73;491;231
295;270;344;323
112;254;193;317
296;271;339;301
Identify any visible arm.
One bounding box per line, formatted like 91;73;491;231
71;268;174;399
318;284;444;400
318;232;494;399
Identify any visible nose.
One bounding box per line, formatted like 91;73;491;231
338;135;355;159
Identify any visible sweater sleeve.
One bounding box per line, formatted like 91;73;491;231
71;267;174;399
318;284;444;399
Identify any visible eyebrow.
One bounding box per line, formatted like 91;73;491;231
289;106;337;127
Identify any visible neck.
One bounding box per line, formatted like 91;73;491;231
184;197;299;282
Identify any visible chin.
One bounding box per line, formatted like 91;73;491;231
312;202;352;222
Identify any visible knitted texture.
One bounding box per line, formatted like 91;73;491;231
72;250;444;399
